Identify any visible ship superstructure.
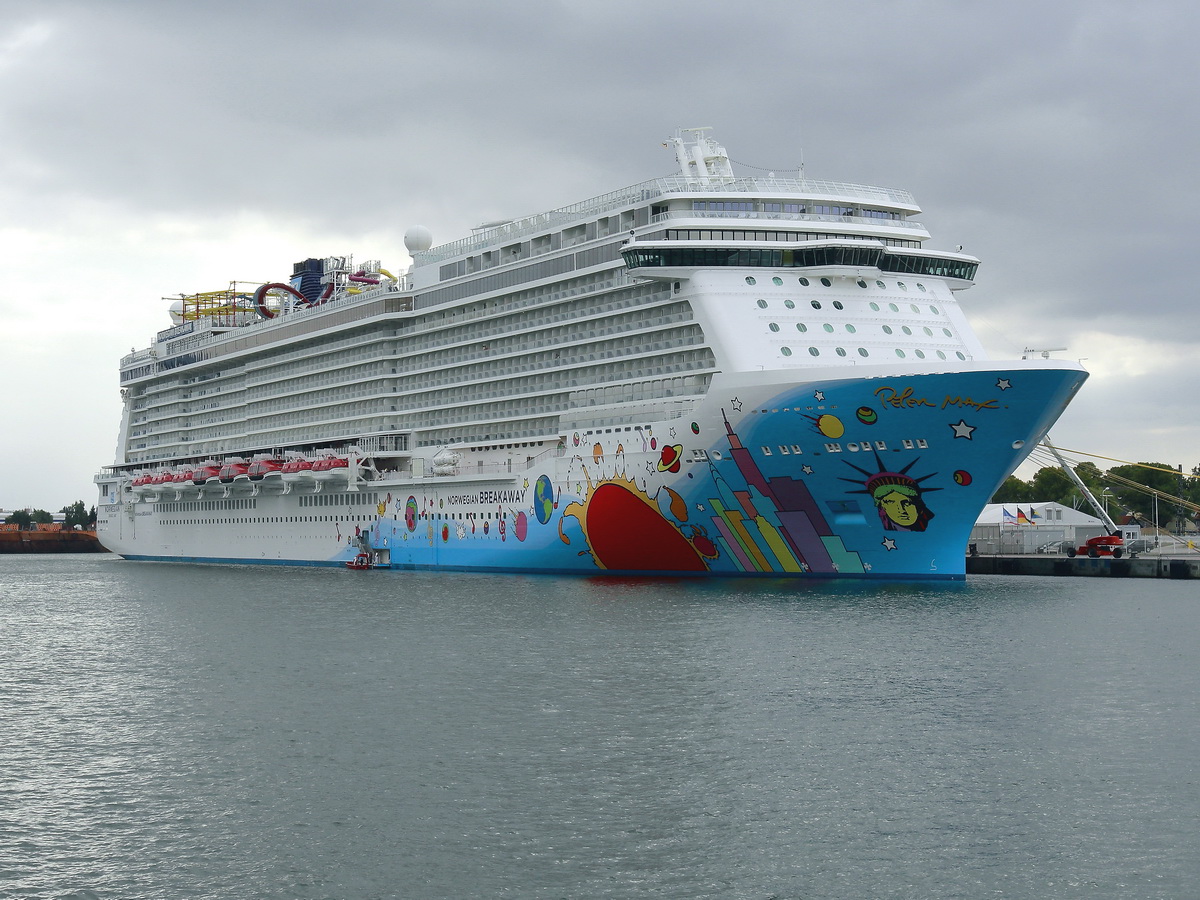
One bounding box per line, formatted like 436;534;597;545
95;130;1087;577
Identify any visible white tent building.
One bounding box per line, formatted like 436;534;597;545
969;502;1132;555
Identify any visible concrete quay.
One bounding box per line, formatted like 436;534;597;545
966;553;1200;579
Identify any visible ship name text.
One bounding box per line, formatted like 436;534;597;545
875;385;999;413
447;489;528;506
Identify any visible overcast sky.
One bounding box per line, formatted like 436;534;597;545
2;0;1197;512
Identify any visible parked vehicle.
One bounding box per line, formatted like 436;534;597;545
1066;535;1125;559
1036;539;1072;554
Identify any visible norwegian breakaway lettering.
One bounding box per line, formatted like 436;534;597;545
447;489;528;506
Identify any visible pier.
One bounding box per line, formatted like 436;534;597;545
967;552;1200;579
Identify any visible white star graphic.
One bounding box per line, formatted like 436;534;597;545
881;537;898;551
996;378;1012;391
802;465;814;475
814;390;825;402
950;419;976;439
731;397;743;411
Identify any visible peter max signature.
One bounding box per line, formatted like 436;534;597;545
874;385;999;412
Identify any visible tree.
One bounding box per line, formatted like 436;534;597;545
61;500;90;529
1029;466;1076;504
4;509;32;529
29;509;53;525
990;475;1032;504
1106;462;1181;527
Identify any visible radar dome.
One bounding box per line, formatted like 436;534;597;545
404;225;433;254
168;298;185;325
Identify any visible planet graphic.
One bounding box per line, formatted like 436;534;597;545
856;406;878;425
691;422;700;434
533;475;555;524
658;444;683;473
514;510;528;541
404;496;418;532
815;414;845;438
953;469;973;486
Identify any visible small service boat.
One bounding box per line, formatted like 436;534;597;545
345;552;373;570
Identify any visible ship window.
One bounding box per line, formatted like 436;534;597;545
923;327;933;336
757;299;768;308
781;346;792;356
943;328;953;336
882;325;893;334
769;323;780;332
896;349;906;357
897;282;907;291
917;283;927;292
745;276;757;285
822;323;833;333
784;299;795;309
836;347;847;357
808;347;820;356
760;446;773;455
911;304;920;313
857;279;868;288
902;326;912;335
811;300;821;309
858;348;869;357
796;323;808;332
915;349;926;358
833;301;843;310
869;302;880;311
846;324;857;333
772;276;783;286
936;350;947;359
791;445;803;454
820;277;832;287
876;280;886;289
917;439;928;448
799;277;810;286
956;351;967;360
931;306;940;314
889;303;899;312
779;445;790;454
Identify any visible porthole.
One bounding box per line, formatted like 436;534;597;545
869;301;880;311
781;346;792;357
917;283;927;292
858;348;869;357
808;347;820;356
772;276;783;286
796;323;808;332
943;328;953;337
1012;440;1025;450
811;300;822;309
745;276;757;285
846;324;857;333
902;326;912;335
915;349;926;359
910;304;920;313
875;280;886;289
897;281;907;291
769;322;780;332
882;325;893;334
923;327;933;336
836;347;847;357
799;277;810;286
857;279;868;288
833;300;844;310
896;348;906;358
930;306;940;314
823;323;834;333
936;350;947;359
820;277;832;287
889;303;899;312
956;351;967;360
784;299;795;309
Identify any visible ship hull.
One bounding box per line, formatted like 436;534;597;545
97;363;1085;579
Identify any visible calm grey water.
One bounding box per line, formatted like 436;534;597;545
1;555;1197;900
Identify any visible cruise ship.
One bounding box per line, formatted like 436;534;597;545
95;130;1087;578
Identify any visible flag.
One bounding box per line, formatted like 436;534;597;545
1002;507;1016;522
1016;508;1030;524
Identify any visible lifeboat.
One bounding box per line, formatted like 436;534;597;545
281;457;315;483
130;472;155;495
218;459;250;484
312;455;351;484
171;468;200;495
247;458;284;480
191;463;221;486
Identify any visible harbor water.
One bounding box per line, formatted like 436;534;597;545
2;555;1198;899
